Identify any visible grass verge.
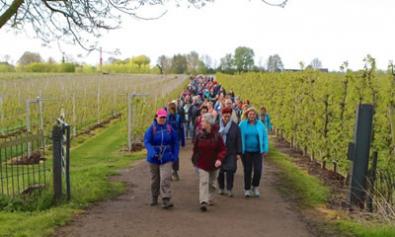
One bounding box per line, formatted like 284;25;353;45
268;143;395;237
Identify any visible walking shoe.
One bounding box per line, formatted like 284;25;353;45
252;187;260;198
244;189;252;198
150;196;158;206
218;189;225;195
200;202;208;212
226;190;233;197
172;171;180;181
162;198;174;209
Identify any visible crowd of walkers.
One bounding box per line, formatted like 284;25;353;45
144;75;272;211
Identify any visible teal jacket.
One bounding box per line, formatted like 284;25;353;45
239;119;269;154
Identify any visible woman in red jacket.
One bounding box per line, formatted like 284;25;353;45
192;113;226;212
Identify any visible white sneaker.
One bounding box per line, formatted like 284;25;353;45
252;187;260;197
218;189;225;195
244;190;252;198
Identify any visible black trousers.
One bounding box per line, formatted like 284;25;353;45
217;170;235;191
241;152;263;190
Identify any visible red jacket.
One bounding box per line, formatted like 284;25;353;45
193;130;226;171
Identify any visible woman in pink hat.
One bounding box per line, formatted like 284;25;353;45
144;108;179;209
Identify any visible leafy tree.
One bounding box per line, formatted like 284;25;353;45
266;54;284;72
131;55;150;68
17;51;43;65
171;54;188;74
219;53;234;73
233;46;255;72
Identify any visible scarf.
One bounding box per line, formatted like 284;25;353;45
219;119;232;144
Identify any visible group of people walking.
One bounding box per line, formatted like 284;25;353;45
144;75;272;211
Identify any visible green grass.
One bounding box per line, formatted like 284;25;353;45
268;142;395;237
267;144;330;207
335;220;395;237
0;120;145;237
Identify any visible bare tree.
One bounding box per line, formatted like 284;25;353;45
0;0;287;51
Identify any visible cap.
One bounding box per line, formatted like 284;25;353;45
156;108;168;118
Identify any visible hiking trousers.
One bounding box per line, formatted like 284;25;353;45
198;169;218;204
149;162;172;199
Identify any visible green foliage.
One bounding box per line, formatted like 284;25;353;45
130;55;150;67
219;53;235;74
0;63;15;72
75;64;97;73
0;189;53;212
218;58;395;211
335;220;395;237
217;65;395;174
16;63;76;72
171;54;188;74
234;46;255;72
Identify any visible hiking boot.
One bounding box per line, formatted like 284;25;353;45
162;198;174;209
226;190;233;198
172;171;180;181
218;189;225;195
150;196;158;206
244;189;252;198
200;202;208;212
252;187;260;198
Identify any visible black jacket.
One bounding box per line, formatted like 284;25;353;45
221;121;242;172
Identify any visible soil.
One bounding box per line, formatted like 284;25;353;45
55;143;314;237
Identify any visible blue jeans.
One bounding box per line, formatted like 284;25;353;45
184;121;192;139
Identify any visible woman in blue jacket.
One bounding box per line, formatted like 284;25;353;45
144;108;179;209
259;106;272;133
239;107;269;198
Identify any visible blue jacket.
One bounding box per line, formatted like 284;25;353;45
144;120;179;165
167;113;185;147
262;114;272;132
239;119;269;154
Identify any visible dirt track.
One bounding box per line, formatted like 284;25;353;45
56;143;313;237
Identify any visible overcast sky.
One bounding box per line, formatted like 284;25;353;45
0;0;394;70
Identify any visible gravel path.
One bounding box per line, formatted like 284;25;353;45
56;143;313;237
